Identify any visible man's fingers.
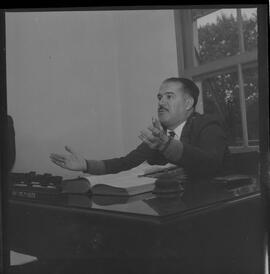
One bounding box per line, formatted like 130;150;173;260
138;134;144;141
50;157;65;167
50;156;73;170
65;145;77;155
139;132;150;142
140;130;156;143
147;126;165;140
147;126;160;136
138;134;152;146
152;117;162;130
50;153;66;162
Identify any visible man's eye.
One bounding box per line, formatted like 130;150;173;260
166;94;172;99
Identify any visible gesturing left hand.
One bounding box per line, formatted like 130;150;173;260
138;118;169;150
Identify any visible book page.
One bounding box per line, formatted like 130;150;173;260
83;162;179;187
85;172;156;188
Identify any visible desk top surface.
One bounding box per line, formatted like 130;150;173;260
9;176;261;221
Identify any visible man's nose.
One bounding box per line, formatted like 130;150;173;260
159;97;167;106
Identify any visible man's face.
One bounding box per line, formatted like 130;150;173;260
157;81;191;129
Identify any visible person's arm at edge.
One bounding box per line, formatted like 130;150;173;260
84;142;151;175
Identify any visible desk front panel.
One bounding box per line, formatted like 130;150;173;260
8;179;264;274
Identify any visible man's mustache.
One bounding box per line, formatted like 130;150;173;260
158;106;169;111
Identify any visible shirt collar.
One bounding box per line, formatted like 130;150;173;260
168;121;186;140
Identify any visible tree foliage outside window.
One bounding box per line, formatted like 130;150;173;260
242;11;258;52
198;14;240;63
196;9;258;146
243;66;259;145
198;10;257;64
202;72;243;146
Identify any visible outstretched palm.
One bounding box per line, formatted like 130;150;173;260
50;146;87;171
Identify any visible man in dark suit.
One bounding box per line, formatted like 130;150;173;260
50;77;229;178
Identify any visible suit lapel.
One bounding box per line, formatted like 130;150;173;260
180;112;198;144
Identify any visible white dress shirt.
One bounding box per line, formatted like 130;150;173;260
167;121;186;140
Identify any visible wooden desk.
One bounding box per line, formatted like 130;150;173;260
8;178;265;274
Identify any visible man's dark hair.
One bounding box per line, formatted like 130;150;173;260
163;77;200;108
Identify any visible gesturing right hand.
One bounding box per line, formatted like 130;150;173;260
50;146;87;172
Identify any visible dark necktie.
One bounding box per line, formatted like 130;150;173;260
168;130;176;139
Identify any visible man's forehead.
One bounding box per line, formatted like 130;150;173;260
159;81;184;93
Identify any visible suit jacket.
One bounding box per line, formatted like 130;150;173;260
103;112;230;178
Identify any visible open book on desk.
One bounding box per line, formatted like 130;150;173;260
66;192;152;207
61;162;179;196
62;175;156;196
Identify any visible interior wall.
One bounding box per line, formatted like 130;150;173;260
114;10;178;153
5;10;178;178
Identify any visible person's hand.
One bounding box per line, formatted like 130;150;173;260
138;118;169;150
50;146;87;171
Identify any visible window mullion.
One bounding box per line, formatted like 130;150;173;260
237;9;249;147
237;9;245;53
237;64;249;147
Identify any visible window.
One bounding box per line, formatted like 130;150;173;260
243;65;259;145
197;9;240;64
174;8;258;148
201;70;243;146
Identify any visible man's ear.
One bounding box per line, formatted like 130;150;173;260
185;96;194;110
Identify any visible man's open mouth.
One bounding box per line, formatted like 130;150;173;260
158;108;168;113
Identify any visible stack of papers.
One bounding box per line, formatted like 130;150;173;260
10;250;37;266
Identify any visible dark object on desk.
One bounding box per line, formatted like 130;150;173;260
62;177;91;194
9;172;63;202
213;174;253;188
153;173;185;195
223;150;259;175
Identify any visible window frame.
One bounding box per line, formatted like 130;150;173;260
174;8;259;150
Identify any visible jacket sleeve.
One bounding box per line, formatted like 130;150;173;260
103;142;153;174
163;121;228;177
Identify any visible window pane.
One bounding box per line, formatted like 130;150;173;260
196;9;239;64
201;70;243;146
241;8;257;52
243;66;259;145
192;9;219;21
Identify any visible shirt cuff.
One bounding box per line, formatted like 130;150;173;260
84;160;107;175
